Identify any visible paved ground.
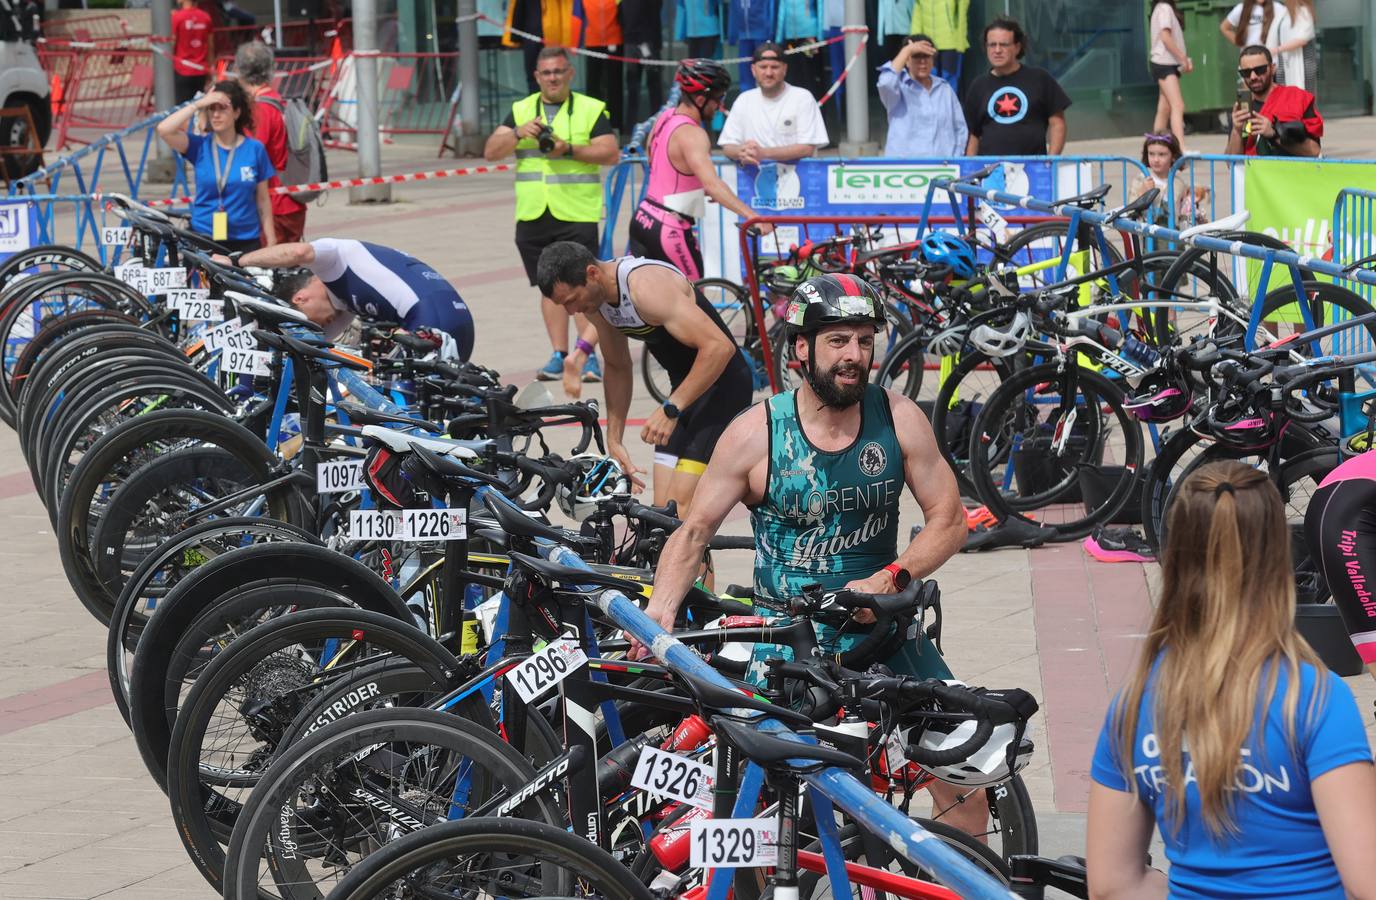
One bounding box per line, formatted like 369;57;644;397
2;120;1375;897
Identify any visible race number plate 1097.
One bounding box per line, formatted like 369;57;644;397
689;817;778;868
316;459;365;494
505;638;588;703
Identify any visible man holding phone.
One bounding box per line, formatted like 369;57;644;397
1225;44;1321;157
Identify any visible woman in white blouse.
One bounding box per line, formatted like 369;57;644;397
1268;0;1317;91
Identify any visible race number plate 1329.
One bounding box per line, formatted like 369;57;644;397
689;817;778;868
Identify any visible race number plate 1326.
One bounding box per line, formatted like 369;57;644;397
631;746;714;810
689;817;778;868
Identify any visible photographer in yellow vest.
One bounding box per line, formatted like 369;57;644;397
485;46;620;383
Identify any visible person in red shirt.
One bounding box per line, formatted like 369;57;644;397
170;0;213;105
1225;44;1322;157
234;41;308;243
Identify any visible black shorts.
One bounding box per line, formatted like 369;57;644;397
1150;62;1181;82
657;351;753;470
515;211;599;288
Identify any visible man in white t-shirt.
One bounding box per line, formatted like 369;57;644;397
717;42;829;165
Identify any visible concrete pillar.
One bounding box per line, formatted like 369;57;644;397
838;0;876;156
349;0;392;203
147;0;178;182
455;0;483;155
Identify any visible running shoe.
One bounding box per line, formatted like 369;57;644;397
537;351;566;381
582;355;603;383
1083;526;1156;563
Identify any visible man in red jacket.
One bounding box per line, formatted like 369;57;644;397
234;41;309;242
170;0;212;104
1225;44;1322;157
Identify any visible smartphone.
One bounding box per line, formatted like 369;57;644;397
1235;85;1252;111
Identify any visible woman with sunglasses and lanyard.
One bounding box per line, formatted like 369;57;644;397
157;79;278;254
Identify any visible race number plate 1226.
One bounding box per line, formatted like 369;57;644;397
400;508;466;541
631;746;713;810
505;638;588;703
689;817;778;868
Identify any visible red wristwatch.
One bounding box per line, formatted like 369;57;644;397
881;563;911;589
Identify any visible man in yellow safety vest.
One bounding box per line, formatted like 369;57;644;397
484;46;619;383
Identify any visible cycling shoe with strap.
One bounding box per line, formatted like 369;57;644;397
962;516;1053;552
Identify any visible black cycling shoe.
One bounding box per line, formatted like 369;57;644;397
962;517;1053;552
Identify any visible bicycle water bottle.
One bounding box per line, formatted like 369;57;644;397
662;714;711;753
597;730;660;796
1121;335;1161;369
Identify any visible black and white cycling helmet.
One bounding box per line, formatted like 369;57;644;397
556;454;630;521
784;273;887;389
911;680;1034;787
968;311;1031;358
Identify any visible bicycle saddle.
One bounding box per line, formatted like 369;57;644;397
335;401;443;434
227;293;318;330
507;550;648;595
361;424;480;459
710;716;864;771
1180;209;1251;239
1103;188;1159;223
482;492;594;548
1051;184;1112;210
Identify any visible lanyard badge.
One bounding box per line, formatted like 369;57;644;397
210;138;241;242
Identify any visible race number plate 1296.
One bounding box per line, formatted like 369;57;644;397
505;638;588;703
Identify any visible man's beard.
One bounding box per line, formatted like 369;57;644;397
810;358;869;409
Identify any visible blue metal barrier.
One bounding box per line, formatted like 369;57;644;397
542;543;1017;900
1334;188;1376;304
8;102;192;263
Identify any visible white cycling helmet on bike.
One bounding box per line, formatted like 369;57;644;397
556;454;630;522
968;311;1031;358
911;680;1034;787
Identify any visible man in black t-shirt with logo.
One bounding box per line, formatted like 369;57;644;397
962;17;1071;157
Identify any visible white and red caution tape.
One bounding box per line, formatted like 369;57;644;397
137;162;516;206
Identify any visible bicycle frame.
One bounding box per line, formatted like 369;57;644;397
546;544;1016;900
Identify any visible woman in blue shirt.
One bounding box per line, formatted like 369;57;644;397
156;79;277;254
876;34;966;158
1088;460;1376;899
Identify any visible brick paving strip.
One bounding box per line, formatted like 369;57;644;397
0;672;112;738
1029;542;1155;814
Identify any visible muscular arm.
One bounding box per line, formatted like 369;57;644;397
642;406;767;637
236;241;316;268
628;266;737;411
1047;113;1067;156
676;126;759;221
887;391;966;581
591;311;634;448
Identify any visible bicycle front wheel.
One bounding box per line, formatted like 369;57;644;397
322;815;653;900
